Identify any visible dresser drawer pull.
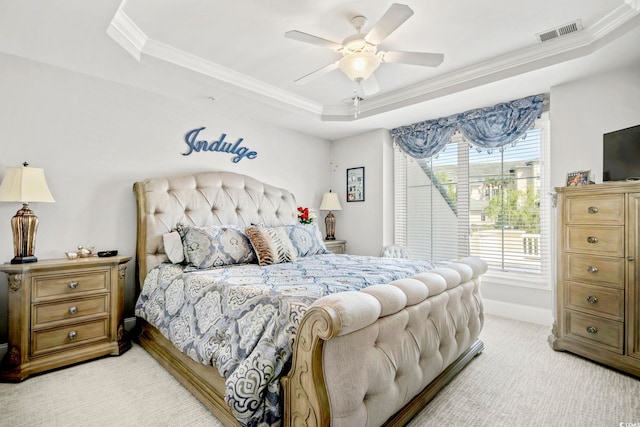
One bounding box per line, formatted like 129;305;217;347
68;306;78;315
586;236;598;244
586;295;598;304
68;330;78;340
68;281;79;289
587;265;599;273
586;326;598;334
587;206;599;214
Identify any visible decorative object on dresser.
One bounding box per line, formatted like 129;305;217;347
550;181;640;377
319;190;342;240
324;239;346;254
0;256;132;381
0;163;55;264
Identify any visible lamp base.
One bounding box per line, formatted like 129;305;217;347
11;256;38;264
324;211;336;241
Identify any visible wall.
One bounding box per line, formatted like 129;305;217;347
329;129;394;256
0;53;331;343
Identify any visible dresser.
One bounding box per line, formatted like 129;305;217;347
0;256;131;381
550;182;640;377
324;239;346;254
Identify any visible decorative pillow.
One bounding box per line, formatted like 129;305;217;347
284;223;330;257
162;231;185;264
176;223;256;269
245;226;298;266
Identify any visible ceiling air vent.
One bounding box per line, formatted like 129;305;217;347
536;19;583;43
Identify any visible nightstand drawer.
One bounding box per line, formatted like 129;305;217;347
32;295;109;328
565;194;624;225
565;253;624;288
565;281;624;320
32;269;109;301
31;318;109;356
566;310;623;353
565;226;624;257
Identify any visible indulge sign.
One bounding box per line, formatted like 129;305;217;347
182;127;258;163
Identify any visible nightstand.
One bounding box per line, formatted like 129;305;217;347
0;256;131;381
324;239;346;254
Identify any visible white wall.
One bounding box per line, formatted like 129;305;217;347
0;53;331;342
329;129;392;256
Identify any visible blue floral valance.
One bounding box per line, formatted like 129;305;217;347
391;94;545;159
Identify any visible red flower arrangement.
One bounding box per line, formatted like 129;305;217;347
297;206;316;224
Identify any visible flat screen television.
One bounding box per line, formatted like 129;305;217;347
603;124;640;181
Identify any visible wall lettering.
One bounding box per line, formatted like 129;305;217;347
182;127;258;163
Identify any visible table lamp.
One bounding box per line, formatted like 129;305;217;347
319;190;343;240
0;163;55;264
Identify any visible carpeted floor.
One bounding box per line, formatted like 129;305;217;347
1;315;639;426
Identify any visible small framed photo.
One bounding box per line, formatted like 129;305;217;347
346;167;365;202
566;170;591;186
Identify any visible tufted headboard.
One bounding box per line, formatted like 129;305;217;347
132;171;298;288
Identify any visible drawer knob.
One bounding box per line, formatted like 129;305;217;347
586;236;598;244
587;265;599;273
586;326;598;334
68;281;79;289
68;330;78;340
586;295;598;304
68;306;78;315
587;206;599;214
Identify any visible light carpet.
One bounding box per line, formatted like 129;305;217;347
1;315;639;427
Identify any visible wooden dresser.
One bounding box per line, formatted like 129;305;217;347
550;182;640;376
0;256;131;381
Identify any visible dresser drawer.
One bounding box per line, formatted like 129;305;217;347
565;281;624;320
32;269;110;301
566;310;623;353
565;194;624;225
565;254;624;288
32;295;109;328
565;226;624;257
31;318;109;356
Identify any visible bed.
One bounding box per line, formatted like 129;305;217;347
132;170;487;427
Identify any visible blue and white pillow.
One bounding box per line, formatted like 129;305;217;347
176;223;256;269
284;223;330;257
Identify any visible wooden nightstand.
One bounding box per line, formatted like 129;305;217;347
0;256;131;381
324;240;346;254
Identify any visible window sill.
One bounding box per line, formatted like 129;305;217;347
481;270;551;290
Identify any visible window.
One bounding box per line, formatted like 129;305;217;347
394;114;550;285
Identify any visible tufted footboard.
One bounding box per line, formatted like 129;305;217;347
281;257;487;427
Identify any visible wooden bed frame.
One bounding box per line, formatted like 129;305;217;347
133;171;485;426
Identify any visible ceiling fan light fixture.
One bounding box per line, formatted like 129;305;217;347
338;52;381;81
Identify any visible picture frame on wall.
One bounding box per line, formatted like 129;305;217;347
566;170;591;186
346;167;365;202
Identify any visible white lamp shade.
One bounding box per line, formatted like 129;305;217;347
0;166;55;203
338;52;381;81
319;192;342;211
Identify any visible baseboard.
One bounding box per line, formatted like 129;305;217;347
483;298;553;327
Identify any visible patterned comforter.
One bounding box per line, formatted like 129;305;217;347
134;253;435;426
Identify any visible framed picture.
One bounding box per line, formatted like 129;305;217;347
346;167;365;202
566;170;591;186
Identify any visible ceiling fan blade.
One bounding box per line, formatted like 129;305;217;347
360;74;380;96
294;61;340;85
381;50;444;67
285;30;343;51
365;3;414;45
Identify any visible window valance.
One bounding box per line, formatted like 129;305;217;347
391;94;545;159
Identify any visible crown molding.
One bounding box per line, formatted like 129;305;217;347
107;1;639;122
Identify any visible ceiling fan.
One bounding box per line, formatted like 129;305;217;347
285;3;444;97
